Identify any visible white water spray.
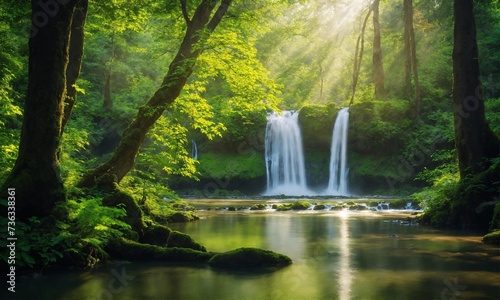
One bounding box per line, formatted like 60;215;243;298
191;139;198;160
264;111;310;195
326;107;350;195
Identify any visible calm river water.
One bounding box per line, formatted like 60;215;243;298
8;199;500;300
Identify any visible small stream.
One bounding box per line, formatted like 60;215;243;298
8;199;500;300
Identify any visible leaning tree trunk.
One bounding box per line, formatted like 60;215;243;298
453;0;500;178
62;0;88;131
1;0;80;219
372;0;385;98
78;0;232;188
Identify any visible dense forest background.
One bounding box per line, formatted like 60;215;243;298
0;0;499;269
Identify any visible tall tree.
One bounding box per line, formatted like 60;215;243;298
403;0;420;115
452;0;499;178
350;6;372;106
78;0;233;188
1;0;86;219
372;0;385;98
62;0;89;131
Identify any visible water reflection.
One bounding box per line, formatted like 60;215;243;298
9;209;500;300
338;211;351;300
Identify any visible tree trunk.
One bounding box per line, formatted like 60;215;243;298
103;68;113;110
403;0;412;100
78;0;232;188
350;7;372;106
453;0;500;178
409;0;420;116
62;0;88;131
1;0;80;219
372;0;385;98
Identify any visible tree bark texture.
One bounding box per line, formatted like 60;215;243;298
62;0;88;131
78;0;232;188
1;0;80;219
372;0;385;98
453;0;500;178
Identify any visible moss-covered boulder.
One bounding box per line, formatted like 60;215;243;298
166;231;206;252
250;204;267;210
208;247;292;269
314;204;326;210
106;238;213;262
276;204;293;211
482;230;500;246
139;224;172;247
165;211;199;223
291;201;311;210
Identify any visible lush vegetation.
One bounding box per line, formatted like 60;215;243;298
0;0;499;272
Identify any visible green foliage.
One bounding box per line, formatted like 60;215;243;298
485;98;500;136
0;213;63;269
413;171;460;227
198;152;265;180
62;195;132;268
299;103;338;150
349;100;411;155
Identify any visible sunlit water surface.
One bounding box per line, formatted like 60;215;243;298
9;200;500;300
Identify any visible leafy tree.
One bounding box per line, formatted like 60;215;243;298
78;0;234;188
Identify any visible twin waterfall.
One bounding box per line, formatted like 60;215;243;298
265;111;309;195
326;107;350;195
264;108;350;196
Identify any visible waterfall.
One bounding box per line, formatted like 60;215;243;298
191;139;198;160
326;107;350;195
264;111;310;195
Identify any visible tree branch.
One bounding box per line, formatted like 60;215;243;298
207;0;232;31
180;0;190;24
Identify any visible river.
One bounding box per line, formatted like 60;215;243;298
9;199;500;300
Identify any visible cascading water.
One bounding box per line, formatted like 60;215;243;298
264;111;310;195
191;139;198;160
326;107;350;195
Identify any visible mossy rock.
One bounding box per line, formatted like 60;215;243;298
250;204;267;210
330;205;343;211
276;204;293;211
291;201;311;210
106;238;213;262
208;247;292;269
167;230;206;252
165;211;200;223
313;204;326;210
482;230;500;246
349;204;368;211
103;189;146;231
139;224;172;247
